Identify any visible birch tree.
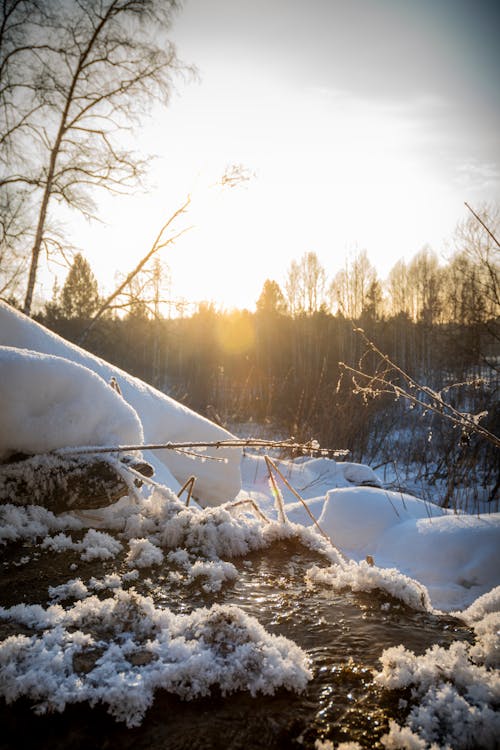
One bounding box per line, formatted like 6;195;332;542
0;0;189;314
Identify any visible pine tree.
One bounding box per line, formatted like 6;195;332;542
256;279;287;314
60;253;100;319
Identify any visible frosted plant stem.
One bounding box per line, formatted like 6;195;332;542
54;439;349;458
177;476;196;506
265;455;287;525
266;456;333;543
108;458;147;505
225;498;272;524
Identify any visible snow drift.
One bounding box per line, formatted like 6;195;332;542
317;486;500;611
0;301;241;506
0;346;143;459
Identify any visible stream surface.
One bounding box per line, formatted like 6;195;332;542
0;540;473;750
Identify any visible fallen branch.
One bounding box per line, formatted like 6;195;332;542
54;438;349;460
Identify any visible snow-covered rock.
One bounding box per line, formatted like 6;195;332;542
0;302;241;506
0;346;143;460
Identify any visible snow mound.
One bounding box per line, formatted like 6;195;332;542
376;586;500;750
319;486;448;554
318;486;500;611
0;346;143;460
306;559;433;612
0;302;241;505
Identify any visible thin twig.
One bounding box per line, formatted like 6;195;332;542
53;438;349;458
340;328;500;450
464;202;500;249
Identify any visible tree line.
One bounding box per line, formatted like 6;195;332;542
25;216;499;508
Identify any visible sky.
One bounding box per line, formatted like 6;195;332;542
48;0;500;312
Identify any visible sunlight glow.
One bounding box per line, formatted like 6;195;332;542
43;73;485;312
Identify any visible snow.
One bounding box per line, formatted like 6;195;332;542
40;528;123;561
0;346;143;460
1;301;499;744
126;537;164;568
237;454;500;612
306;560;433;612
317;486;500;611
0;301;241;505
0;591;312;727
0;504;83;545
375;586;500;749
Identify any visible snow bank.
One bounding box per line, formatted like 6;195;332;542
318;486;448;554
0;346;143;460
306;559;433;612
0;590;311;727
0;302;241;505
318;486;500;611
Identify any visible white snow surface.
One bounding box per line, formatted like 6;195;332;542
0;301;241;505
0;346;143;459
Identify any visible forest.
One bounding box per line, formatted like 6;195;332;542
17;210;498;513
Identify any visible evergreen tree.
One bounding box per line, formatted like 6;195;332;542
362;279;384;320
256;279;287;314
60;253;100;319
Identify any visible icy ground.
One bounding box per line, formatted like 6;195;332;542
0;301;499;749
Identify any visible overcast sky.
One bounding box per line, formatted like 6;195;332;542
64;0;500;311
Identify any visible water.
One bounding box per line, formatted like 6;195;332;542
0;539;473;750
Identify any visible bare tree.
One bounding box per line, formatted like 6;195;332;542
284;258;302;316
78;193;191;342
386;258;411;318
406;246;443;325
0;187;29;298
0;0;52;298
330;249;377;318
0;0;190;315
455;203;500;314
284;251;327;315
